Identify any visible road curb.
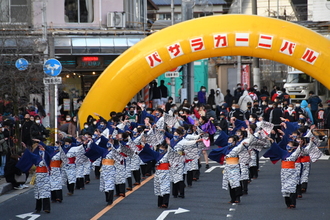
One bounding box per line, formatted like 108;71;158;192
0;182;13;195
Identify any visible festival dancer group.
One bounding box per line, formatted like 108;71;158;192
15;98;324;213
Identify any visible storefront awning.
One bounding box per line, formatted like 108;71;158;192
54;36;145;55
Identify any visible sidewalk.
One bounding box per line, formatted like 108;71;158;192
0;175;33;203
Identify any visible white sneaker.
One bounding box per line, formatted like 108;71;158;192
14;185;24;190
22;184;29;189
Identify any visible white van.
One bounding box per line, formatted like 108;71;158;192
283;70;315;101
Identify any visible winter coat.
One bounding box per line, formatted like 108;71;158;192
30;122;48;142
198;91;207;104
238;91;253;111
214;88;224;106
301;100;314;124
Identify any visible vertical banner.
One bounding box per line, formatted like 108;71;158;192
241;64;250;88
143;85;150;107
73;98;79;110
63;99;70;111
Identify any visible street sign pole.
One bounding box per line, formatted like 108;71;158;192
165;71;179;103
171;77;176;102
44;85;50;128
43;59;62;142
54;84;58;142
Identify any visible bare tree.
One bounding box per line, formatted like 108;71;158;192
0;3;46;152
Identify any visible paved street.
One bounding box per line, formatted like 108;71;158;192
0;150;329;220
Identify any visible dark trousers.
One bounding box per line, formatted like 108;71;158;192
84;175;90;184
115;183;126;196
209;133;214;145
94;166;101;179
296;184;302;197
67;181;75;194
301;182;308;193
76;178;85;189
158;194;170;207
192;169;200;180
256;151;260;169
186;171;193;186
192;160;201;180
126;177;132;189
35;198;50;212
285;193;297;208
132;170;141;184
249;166;258;179
105;190;114;205
145;160;155;176
290;193;297;206
172;181;185;197
229;184;242;203
241;180;248;194
140;164;147;177
284;193;297;208
51;189;63;202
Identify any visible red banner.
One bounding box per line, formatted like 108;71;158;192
241;64;250;89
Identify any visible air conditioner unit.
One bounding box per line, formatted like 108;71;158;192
107;12;125;28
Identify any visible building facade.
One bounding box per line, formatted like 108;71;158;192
1;0;157;120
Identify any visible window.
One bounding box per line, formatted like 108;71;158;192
0;0;29;23
286;73;312;84
65;0;94;23
157;13;181;21
124;0;146;29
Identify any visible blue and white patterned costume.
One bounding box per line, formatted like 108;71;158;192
222;143;246;190
49;150;63;191
35;152;51;199
281;147;302;196
99;149;119;192
61;145;78;185
154;148;171;196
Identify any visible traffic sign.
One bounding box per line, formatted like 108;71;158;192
43;58;62;76
15;58;29;71
43;77;62;85
165;72;179;78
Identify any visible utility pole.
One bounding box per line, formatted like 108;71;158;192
49;37;55;129
170;0;176;101
237;0;242;85
252;0;260;88
181;0;195;103
42;0;50;128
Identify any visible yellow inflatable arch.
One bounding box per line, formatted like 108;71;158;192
78;14;330;125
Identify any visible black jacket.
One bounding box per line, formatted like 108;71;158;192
21;120;34;146
30;122;48;142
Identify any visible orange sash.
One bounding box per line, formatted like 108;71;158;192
36;166;48;173
50;160;61;168
226;157;239;165
282;161;295;169
102;159;115;166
